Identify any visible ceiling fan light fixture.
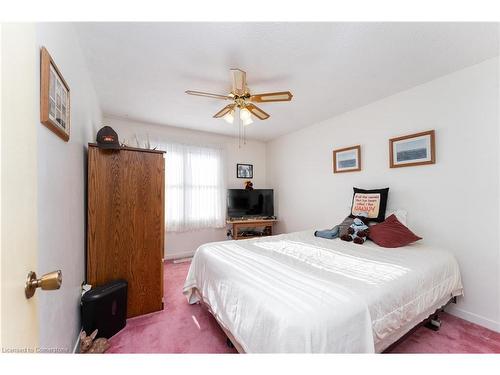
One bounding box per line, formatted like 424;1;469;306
240;107;252;121
242;116;253;126
223;110;234;124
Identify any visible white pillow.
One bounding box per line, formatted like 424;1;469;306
385;209;407;226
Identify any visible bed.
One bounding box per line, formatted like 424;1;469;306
183;230;463;353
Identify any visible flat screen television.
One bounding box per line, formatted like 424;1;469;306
227;189;274;218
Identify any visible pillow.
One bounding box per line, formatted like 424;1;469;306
368;214;422;248
386;209;407;226
350;187;389;223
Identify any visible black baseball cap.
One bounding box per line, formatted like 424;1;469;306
96;126;120;149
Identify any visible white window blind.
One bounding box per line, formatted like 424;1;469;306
163;143;225;232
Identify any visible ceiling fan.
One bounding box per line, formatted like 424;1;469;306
185;68;293;126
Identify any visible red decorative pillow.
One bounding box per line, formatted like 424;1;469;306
368;214;422;248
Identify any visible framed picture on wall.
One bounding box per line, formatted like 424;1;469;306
237;163;253;179
333;145;361;173
40;47;71;142
389;130;435;168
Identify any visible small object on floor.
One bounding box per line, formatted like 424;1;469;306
173;257;192;264
424;316;442;331
80;329;110;353
314;225;340;239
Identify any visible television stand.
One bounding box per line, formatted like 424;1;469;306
226;218;277;240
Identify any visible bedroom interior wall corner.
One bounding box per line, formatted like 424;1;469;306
36;23;103;352
266;57;500;332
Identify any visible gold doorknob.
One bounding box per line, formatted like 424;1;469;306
25;270;62;299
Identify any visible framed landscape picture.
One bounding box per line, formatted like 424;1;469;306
333;145;361;173
237;163;253;179
40;47;70;142
389;130;435;168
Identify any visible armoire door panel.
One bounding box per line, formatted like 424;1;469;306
87;145;165;318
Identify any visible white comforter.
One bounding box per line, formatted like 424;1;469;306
183;231;463;353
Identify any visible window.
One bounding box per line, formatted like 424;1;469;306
164;143;225;232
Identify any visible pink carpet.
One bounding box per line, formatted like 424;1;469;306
108;261;500;354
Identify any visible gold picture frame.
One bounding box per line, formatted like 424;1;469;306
389;130;435;168
40;47;70;142
333;145;361;173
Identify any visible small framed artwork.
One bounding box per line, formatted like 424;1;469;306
237;163;253;179
40;47;70;142
333;145;361;173
389;130;435;168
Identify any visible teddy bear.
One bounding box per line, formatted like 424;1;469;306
341;216;370;244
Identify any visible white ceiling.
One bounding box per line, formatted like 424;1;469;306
75;22;499;141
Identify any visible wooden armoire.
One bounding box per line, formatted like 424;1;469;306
86;143;165;318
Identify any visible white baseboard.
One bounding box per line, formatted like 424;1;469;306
164;250;195;261
446;305;500;333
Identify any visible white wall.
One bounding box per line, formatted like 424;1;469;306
36;23;102;352
266;58;500;332
104;115;268;259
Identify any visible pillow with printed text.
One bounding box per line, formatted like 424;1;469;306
349;187;389;223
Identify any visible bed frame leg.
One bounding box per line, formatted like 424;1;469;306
226;338;235;348
424;313;442;331
424;296;456;331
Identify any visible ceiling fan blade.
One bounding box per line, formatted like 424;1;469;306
245;103;270;120
213;104;236;118
250;91;293;103
185;90;231;100
230;68;247;96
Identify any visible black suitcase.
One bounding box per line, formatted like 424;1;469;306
81;279;127;339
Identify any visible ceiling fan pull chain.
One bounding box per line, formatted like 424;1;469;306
238;110;242;149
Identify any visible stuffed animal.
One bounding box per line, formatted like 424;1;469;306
341;216;370;244
80;329;110;354
244;180;254;190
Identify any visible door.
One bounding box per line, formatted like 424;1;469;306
0;23;40;352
